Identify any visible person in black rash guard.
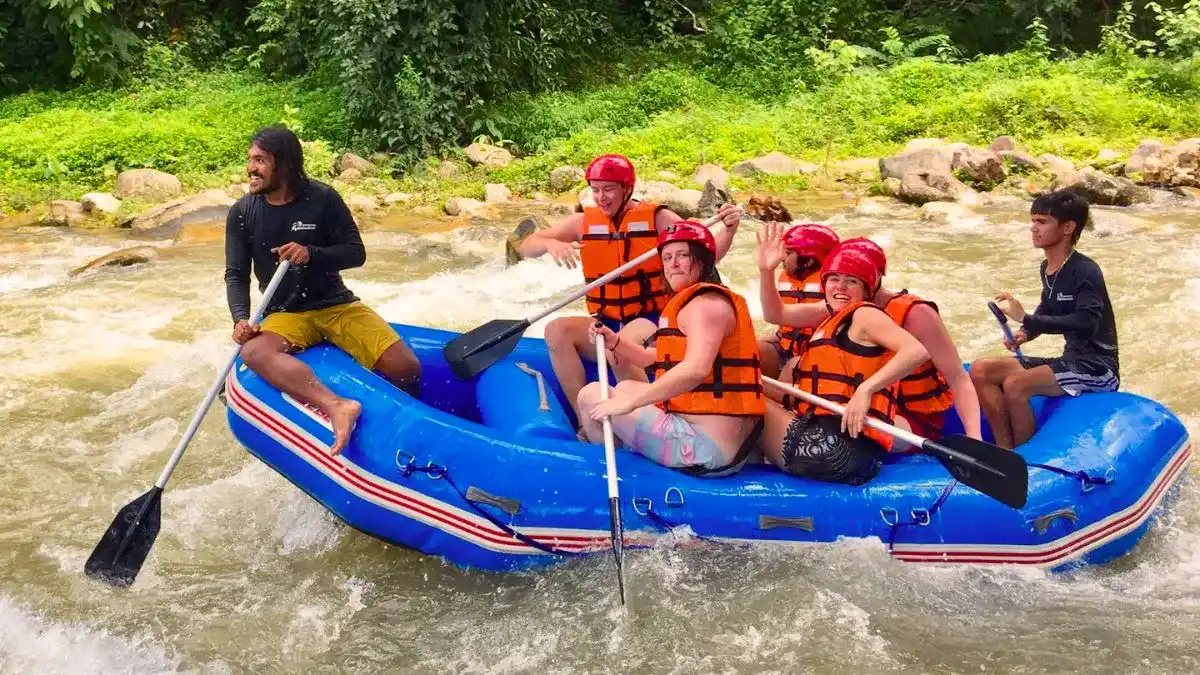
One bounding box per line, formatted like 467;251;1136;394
970;190;1119;450
225;126;421;455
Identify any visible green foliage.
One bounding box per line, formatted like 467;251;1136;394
1147;0;1200;57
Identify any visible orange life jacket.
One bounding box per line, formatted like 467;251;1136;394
882;292;953;422
580;202;668;322
790;301;898;451
775;267;824;356
650;283;767;417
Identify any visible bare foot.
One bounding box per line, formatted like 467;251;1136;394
328;398;362;455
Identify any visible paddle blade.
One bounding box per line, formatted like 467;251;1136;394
84;487;162;588
925;435;1030;510
443;319;529;380
609;496;626;606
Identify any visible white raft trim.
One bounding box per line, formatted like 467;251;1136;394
227;369;1192;568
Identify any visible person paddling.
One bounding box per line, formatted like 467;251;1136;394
576;221;765;477
225;126;421;455
514;154;741;423
755;233;929;484
756;223;839;379
969;190;1119;449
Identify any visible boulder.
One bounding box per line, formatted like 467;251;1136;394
46;200;86;226
69;246;160;277
1173;186;1200;201
1125;140;1164;177
549;166;585;192
339;153;376;175
124;189;235;233
444;197;495;219
663;189;703;219
347;195;378;213
383;192;415;206
114;169;183;200
897;170;969;205
1142;138;1200;187
950;145;1007;187
1038;154;1076;176
337;168;363;184
438;160;462;179
989;136;1018;152
463;143;513;169
632;180;682;204
732;151;803;177
80;192;121;214
692;163;730;189
1104;162;1125;175
1053;167;1151;206
903;138;949;155
920;201;977;224
505;215;551;267
998;151;1043;172
881;177;902;197
696;180;733;218
483;183;512;203
879;148;952;182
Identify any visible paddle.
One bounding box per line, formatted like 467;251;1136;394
762;377;1029;509
987;301;1028;366
594;332;627;605
443;212;726;380
85;260;293;587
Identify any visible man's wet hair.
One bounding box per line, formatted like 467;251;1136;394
250;125;308;193
1031;190;1092;244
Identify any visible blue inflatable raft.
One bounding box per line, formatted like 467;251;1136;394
223;323;1191;572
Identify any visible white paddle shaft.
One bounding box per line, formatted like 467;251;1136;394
595;334;621;498
762;376;928;449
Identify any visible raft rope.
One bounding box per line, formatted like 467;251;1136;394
1027;462;1113;487
885;479;959;550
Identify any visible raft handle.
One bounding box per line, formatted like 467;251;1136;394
632;497;652;516
910;508;931;526
880;508;899;526
465;486;522;516
758;515;814;532
664;487;685;509
1082;467;1117;494
514;362;551;413
1033;507;1078;535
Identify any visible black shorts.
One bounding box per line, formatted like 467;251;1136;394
1020;354;1119;397
780;414;881;486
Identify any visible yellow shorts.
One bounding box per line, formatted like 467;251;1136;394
259;301;400;369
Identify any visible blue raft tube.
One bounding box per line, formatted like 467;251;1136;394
223;323;1191;573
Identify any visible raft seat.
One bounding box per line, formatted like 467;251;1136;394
475;359;577;440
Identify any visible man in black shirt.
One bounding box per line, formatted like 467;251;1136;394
225;126;421;455
970;190;1119;449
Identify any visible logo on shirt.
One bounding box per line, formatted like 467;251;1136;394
291;221;316;231
1056;292;1075;301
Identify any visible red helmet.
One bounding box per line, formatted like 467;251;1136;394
585;154;636;188
838;237;887;276
783;223;840;261
657;220;716;256
821;244;882;293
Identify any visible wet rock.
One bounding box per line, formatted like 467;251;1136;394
69;246;160;277
444;197;496;219
383;192;415;205
920;201;975;224
484;183;512;203
549;166;584;192
505;214;551;267
438;160;462;179
124;189;235;233
1142;138;1200;188
46;200;86;226
1053;167;1150;206
115;169;183;200
696;180;733;218
950;145;1007;187
989;136;1018;152
897;170;969;205
80;192;121;214
337;168;363;184
1125;140;1164;178
463;143;513;169
347;195;379;213
998;151;1043;172
692;163;729;189
881;177;902;197
879;148;952;182
732;151;803;177
745;195;793;223
340;153;376;175
1174;186;1200;201
663;189;703;218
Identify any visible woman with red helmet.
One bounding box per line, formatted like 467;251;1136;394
756;222;840;379
514;154;743;426
575;221;765;477
754;227;929;484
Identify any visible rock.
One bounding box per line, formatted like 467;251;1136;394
663;189;703;218
745;195;793;223
337;168;363;184
1053;167;1151;206
46;200;86;226
368;152;391;167
114;169;183;200
989;136;1018;153
696;180;733;218
732;151;802;177
578;187;596;209
1125;140;1164;177
124;189;235;233
692;163;730;189
657;170;679;181
69;246;160;277
1142;138;1200;187
1095;148;1121;163
1038;154;1076;176
897;170;969;205
632;180;682;204
920;202;976;224
483;183;512;203
829;158;879;182
413;204;439;217
547;203;575;216
438;160;462;179
879;148;952;182
339;153;376;175
347;195;378;213
1104;162;1125;175
444;197;495;219
505;215;551;267
383;192;414;206
998;151;1043;172
949;145;1007;187
1174;186;1200;201
80;192;121;214
853;197;891;216
881;177;902;197
903;138;949;155
463;143;513;169
549;166;585;192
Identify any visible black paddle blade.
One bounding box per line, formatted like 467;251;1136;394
443;319;530;380
84;486;162;588
925;435;1030;510
609;496;626;606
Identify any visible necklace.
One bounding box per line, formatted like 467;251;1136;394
1042;250;1075;300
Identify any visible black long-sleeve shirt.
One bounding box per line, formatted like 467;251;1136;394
224;180;365;322
1021;250;1119;370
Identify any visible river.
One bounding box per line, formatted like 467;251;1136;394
2;192;1199;674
